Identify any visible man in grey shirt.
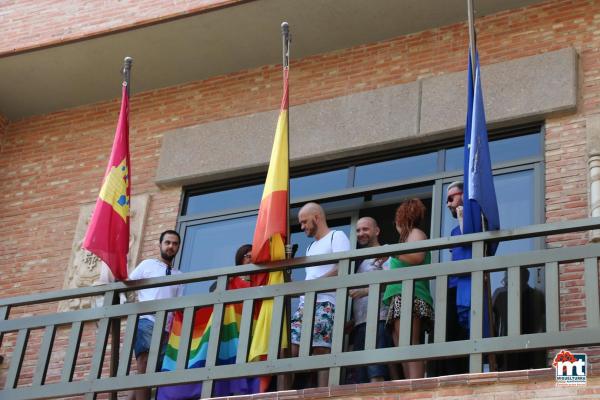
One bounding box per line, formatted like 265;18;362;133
347;217;394;383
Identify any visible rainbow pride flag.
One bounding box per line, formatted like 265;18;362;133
157;277;269;400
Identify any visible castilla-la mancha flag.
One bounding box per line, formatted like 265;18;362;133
83;83;131;281
248;68;289;365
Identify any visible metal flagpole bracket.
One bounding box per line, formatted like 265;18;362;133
122;57;133;95
281;22;291;70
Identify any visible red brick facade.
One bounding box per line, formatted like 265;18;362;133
264;370;600;400
0;0;241;56
0;0;599;391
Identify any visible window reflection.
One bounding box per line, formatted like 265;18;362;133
291;169;349;200
444;132;541;172
184;184;263;216
354;153;437;187
179;215;257;295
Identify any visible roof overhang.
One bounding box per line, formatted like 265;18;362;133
0;0;543;120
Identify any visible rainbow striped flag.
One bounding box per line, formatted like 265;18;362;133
157;278;268;400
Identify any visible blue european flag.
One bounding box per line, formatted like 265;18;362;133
453;51;500;335
463;52;500;242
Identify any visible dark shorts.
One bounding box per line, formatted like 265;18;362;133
133;317;168;368
349;321;393;382
134;318;155;358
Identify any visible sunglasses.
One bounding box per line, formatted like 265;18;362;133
243;253;252;259
447;192;463;203
166;266;172;276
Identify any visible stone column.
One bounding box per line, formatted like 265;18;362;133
587;116;600;242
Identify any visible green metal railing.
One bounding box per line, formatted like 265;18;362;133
0;218;599;399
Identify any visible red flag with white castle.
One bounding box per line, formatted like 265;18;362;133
83;83;131;280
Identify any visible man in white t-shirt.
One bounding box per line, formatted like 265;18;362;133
291;202;350;387
347;217;394;383
128;230;183;400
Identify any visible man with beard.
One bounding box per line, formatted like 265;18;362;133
291;202;350;387
346;217;394;383
128;230;183;400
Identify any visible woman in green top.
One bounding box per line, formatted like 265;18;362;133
382;198;434;379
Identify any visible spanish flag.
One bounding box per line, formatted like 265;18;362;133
251;68;289;264
248;69;289;364
83;83;130;281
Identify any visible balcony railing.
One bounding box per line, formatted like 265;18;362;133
1;218;600;399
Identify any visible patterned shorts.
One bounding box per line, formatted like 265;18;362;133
291;301;335;348
386;295;434;323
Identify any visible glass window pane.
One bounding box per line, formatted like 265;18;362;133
179;215;256;295
371;186;433;203
184;184;263;216
493;170;536;254
354;153;437;187
290;169;349;200
444;132;541;172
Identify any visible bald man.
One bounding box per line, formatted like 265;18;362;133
291;202;350;387
347;217;394;383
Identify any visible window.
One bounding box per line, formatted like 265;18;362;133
177;128;543;295
354;152;437;187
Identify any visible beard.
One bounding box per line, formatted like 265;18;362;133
160;250;176;262
357;238;370;248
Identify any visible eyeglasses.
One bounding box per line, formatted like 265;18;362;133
447;192;463;203
243;254;252;259
166;266;172;276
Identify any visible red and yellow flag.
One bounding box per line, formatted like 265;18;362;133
83;83;131;281
251;69;289;264
248;69;289;363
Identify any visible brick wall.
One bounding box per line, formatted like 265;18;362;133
278;370;600;399
0;0;599;391
0;0;241;56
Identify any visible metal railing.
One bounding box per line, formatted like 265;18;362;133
1;218;599;399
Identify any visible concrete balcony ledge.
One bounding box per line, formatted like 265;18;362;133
210;369;600;399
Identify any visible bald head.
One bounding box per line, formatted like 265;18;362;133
298;202;329;239
356;217;381;247
299;202;325;218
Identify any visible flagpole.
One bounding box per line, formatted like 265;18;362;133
107;56;133;400
467;0;476;78
466;0;497;372
281;22;292;261
276;22;294;391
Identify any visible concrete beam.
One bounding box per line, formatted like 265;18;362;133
420;47;578;136
156;82;420;186
156;47;578;187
